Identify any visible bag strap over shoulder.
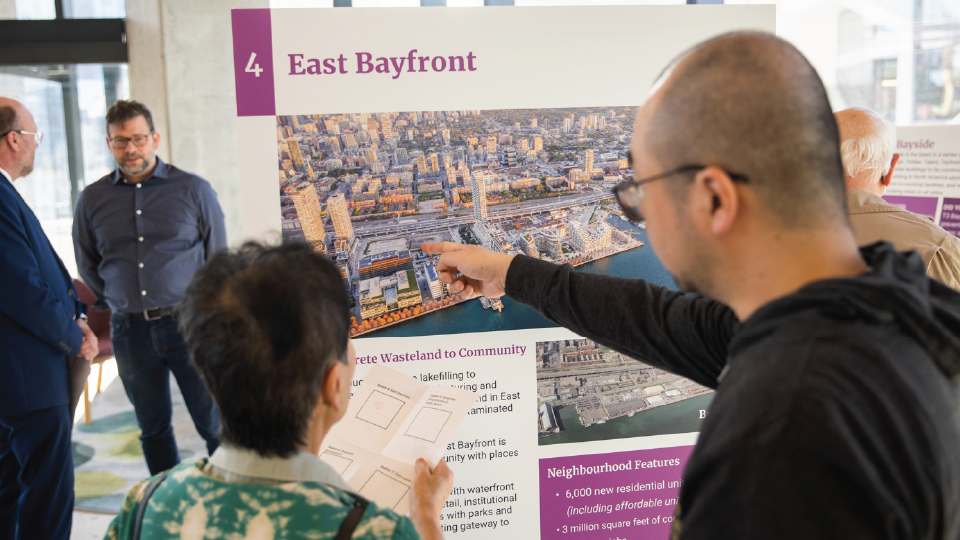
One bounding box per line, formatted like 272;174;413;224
334;494;370;540
132;468;171;540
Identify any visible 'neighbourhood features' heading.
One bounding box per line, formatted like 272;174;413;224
288;50;478;80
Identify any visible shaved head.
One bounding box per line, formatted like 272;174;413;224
642;32;846;228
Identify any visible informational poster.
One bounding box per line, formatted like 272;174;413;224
883;124;960;234
231;6;774;538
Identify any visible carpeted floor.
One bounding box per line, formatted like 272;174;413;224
72;363;209;513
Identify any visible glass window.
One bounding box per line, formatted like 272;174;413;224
4;0;56;19
65;0;125;18
515;0;681;5
727;0;960;124
0;63;129;276
352;0;420;7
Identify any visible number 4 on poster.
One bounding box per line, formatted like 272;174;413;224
245;52;263;77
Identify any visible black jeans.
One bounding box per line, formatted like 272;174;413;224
111;312;220;475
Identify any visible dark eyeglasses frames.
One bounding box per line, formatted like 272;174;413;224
108;133;154;149
613;158;749;222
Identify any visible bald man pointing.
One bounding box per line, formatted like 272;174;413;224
837;107;960;290
424;34;960;539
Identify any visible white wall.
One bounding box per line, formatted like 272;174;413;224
126;0;269;244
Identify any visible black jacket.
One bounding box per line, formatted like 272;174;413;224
506;242;960;539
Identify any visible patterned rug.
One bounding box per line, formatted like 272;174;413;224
72;362;209;513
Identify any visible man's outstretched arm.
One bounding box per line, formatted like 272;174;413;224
422;243;738;388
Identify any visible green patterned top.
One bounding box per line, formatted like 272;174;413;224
104;452;419;540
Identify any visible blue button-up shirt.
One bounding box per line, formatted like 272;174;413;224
73;158;227;314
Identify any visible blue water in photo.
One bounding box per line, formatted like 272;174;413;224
368;218;677;339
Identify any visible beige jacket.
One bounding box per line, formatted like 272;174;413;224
847;188;960;291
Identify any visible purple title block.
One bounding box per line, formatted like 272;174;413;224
939;198;960;238
540;446;694;540
882;195;938;220
231;9;276;117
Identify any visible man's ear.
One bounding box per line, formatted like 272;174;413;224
321;361;347;412
881;153;900;188
693;166;739;236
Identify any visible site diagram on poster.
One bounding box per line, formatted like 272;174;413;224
537;338;713;445
320;365;478;512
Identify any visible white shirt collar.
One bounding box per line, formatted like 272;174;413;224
208;444;353;492
0;167;12;183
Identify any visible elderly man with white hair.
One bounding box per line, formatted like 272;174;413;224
837;107;960;290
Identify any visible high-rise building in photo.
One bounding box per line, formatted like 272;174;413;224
380;114;394;138
291;183;326;244
327;192;355;243
472;172;487;224
344;133;357;151
287;137;306;172
504;147;517;167
364;147;378;165
585;149;594;174
598;116;605;130
487;136;497;154
534;136;543;153
416;155;428;173
394;147;409;164
520;139;529;152
430;154;439;172
563;118;572;132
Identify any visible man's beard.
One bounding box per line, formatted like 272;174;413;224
117;152;152;176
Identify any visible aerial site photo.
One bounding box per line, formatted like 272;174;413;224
537;339;714;445
275;107;676;338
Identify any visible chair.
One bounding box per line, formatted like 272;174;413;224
73;279;113;425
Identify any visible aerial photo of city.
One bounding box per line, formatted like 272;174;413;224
276;108;644;337
537;339;714;445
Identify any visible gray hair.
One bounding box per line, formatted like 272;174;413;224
839;108;896;179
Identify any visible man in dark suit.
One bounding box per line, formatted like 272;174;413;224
0;97;98;539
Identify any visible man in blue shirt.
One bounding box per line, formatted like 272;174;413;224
73;100;226;475
0;97;98;539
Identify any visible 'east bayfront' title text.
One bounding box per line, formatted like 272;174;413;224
288;50;478;79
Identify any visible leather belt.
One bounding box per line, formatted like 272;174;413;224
132;307;176;321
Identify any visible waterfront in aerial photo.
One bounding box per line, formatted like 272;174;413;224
537;339;714;445
275;107;672;337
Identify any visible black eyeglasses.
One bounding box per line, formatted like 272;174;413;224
108;133;154;149
613;153;749;222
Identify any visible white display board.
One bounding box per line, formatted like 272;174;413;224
230;6;774;538
883;124;960;234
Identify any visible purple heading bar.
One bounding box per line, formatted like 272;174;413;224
882;195;938;221
231;9;276;117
